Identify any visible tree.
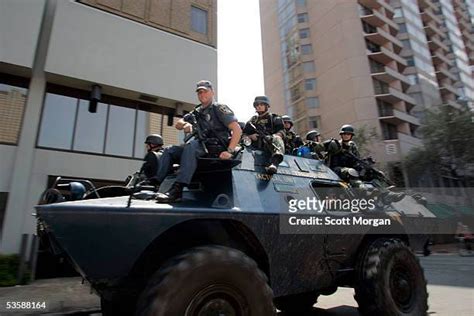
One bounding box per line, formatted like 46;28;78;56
404;104;474;182
353;124;378;157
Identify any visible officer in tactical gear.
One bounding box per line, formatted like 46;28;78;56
155;80;242;202
298;129;325;159
282;115;303;155
243;96;285;174
140;134;164;184
324;124;360;174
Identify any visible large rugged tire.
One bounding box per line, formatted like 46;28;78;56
354;239;428;316
135;245;275;316
274;293;318;314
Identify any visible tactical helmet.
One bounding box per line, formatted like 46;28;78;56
253;96;270;108
281;115;293;127
339;124;355;135
305;130;321;141
144;134;164;146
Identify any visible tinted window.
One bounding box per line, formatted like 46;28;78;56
38;93;77;150
191;6;208;34
73;100;107;153
105;105;136;157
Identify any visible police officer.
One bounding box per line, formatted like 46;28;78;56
281;115;303;155
140;134;164;184
300;129;325;159
324;124;360;174
155;80;242;202
244;96;285;174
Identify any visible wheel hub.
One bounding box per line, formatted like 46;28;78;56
390;266;414;311
186;284;247;316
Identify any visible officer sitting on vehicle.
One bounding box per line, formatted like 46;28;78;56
243;96;285;175
281;115;303;155
323;124;360;177
155;80;242;202
140;134;164;184
297;130;325;159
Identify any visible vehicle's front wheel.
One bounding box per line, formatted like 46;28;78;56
135;245;275;316
354;238;428;316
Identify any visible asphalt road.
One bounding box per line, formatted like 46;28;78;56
282;254;474;316
0;254;472;315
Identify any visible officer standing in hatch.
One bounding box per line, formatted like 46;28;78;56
281;115;303;155
139;134;164;184
155;80;242;202
324;124;360;174
243;96;285;174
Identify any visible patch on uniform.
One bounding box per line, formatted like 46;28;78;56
218;104;233;115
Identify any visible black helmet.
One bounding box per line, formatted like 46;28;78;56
281;115;293;126
144;134;164;146
253;96;270;108
305;130;321;141
339;124;355;135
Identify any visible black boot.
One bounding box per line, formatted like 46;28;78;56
266;154;283;175
156;182;184;202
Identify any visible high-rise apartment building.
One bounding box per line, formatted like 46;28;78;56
0;0;217;255
260;0;474;186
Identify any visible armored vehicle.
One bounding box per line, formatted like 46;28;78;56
36;149;434;315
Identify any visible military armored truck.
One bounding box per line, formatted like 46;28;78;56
36;149;434;315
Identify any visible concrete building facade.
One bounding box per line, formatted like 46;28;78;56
0;0;217;255
260;0;474;186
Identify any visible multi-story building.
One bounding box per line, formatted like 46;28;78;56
260;0;474;189
0;0;217;255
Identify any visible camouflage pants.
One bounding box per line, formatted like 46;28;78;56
264;134;285;164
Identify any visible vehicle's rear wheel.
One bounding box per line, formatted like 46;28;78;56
135;245;275;316
354;238;428;316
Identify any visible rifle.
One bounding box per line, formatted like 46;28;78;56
345;151;393;185
183;111;209;154
243;122;279;152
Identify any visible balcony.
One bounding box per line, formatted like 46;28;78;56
420;9;443;26
439;82;460;96
458;17;471;32
371;65;412;86
367;46;407;68
444;100;464;110
379;108;420;125
427;36;450;52
360;9;399;31
435;66;458;81
398;132;423;153
455;8;470;21
364;27;404;52
358;0;395;16
374;84;417;106
423;21;444;38
417;0;438;12
431;51;453;66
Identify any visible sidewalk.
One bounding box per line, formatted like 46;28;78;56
0;277;100;315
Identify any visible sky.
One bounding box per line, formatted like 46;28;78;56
217;0;265;122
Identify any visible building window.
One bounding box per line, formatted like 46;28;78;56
377;99;393;116
365;39;380;53
401;39;411;49
299;28;310;39
191;6;208;34
301;44;313;55
308;116;320;129
398;23;407;33
302;61;315;73
381;122;398;140
0;192;8;233
0;83;27;145
305;78;317;90
394;8;403;18
37;91;149;159
297;13;308;23
407;74;419;85
305;97;319;108
362;21;377;34
406;57;415;67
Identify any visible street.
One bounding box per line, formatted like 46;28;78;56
0;254;472;315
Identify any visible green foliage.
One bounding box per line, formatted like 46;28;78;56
405;105;474;177
353;124;378;157
0;254;31;286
